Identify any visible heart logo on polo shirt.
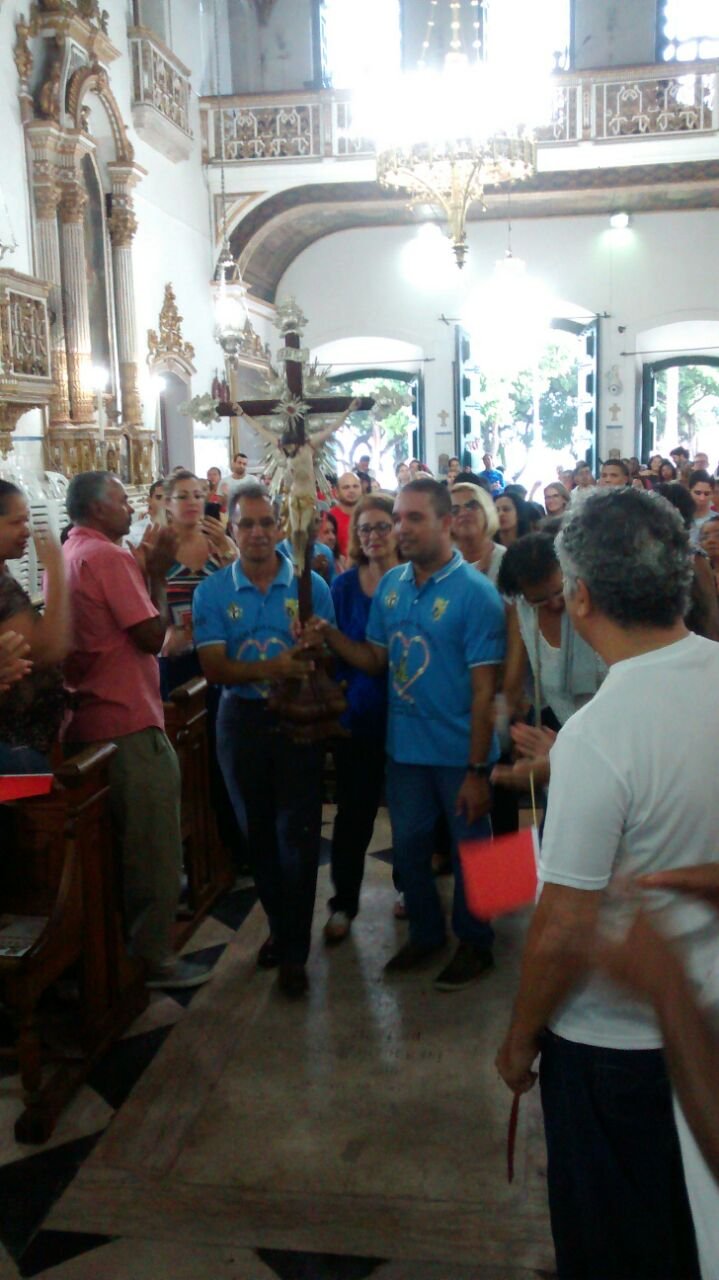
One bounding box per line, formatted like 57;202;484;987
389;632;430;702
235;636;288;664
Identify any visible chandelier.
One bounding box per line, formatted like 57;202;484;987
369;0;537;268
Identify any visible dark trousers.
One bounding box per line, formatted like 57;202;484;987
386;760;494;951
216;697;323;965
329;735;387;918
539;1029;700;1280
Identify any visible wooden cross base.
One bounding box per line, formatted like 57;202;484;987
267;656;349;745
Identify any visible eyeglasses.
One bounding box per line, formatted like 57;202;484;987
236;517;275;530
525;586;565;610
357;521;393;537
450;500;481;515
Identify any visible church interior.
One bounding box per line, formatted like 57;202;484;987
0;0;718;1276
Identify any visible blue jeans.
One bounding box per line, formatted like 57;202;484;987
540;1030;700;1280
386;759;494;951
216;697;323;965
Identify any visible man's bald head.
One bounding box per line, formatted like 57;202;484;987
337;472;361;508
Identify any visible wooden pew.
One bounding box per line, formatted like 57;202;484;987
163;678;234;950
0;745;148;1144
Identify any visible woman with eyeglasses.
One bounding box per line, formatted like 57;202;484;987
450;482;506;584
543;482;571;517
498;532;605;733
324;492;401;944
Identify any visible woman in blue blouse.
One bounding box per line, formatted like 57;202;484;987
324;493;400;943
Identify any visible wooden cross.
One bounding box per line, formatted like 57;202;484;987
218;320;373;621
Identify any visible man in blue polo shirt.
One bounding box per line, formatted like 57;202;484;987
309;477;506;991
193;483;335;998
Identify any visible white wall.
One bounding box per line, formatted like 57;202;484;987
278;209;719;468
226;0;314;94
573;0;657;69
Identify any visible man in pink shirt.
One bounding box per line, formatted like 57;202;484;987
63;472;213;990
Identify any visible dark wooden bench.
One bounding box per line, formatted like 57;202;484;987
0;744;148;1144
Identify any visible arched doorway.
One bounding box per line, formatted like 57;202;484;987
159;372;195;473
641;357;719;462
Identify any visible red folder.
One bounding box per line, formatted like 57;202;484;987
0;774;53;803
459;827;539;919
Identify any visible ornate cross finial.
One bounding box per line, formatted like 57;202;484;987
273;297;308;336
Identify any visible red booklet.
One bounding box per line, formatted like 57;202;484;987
0;774;53;803
459;827;539;919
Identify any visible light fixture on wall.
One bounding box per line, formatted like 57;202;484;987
609;211;630;230
358;0;538;269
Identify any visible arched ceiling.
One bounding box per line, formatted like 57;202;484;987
229;162;719;304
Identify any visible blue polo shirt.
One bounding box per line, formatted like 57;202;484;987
366;549;506;766
276;537;337;582
192;553;335;700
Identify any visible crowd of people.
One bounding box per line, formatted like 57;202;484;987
2;441;719;1278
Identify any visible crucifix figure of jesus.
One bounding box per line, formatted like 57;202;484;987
233;397;360;578
217;304;373;620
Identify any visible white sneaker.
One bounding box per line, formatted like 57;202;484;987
323;910;351;944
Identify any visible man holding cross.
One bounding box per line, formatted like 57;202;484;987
193;483;335;998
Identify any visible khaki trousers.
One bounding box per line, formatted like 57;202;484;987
77;726;183;968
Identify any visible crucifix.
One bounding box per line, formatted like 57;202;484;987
216;298;374;742
217;298;373;622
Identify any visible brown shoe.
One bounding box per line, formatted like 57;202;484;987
384;940;445;975
257;936;279;969
278;963;308;998
434;944;494;992
323;911;351;945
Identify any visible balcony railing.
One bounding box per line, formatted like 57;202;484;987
201;61;719;165
540;60;718;142
129;27;193;162
200;90;375;164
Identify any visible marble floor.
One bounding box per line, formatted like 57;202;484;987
0;809;555;1279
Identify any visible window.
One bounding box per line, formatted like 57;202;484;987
322;0;401;89
486;0;570;74
133;0;170;45
660;0;719;61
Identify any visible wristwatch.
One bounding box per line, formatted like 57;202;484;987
466;762;491;778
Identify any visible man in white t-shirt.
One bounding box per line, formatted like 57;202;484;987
497;487;712;1280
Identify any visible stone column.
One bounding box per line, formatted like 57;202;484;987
34;181;72;424
59;182;95;423
108;202;143;427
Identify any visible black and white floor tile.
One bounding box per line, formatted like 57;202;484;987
0;810;407;1279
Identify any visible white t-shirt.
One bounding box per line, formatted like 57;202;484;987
540;632;719;1050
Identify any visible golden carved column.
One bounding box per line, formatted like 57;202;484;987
34;180;71;424
59;182;95;423
108;202;143;427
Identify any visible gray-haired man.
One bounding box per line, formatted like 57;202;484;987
497;487;712;1279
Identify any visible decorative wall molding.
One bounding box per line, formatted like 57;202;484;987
0;270;55;456
14;3;148;479
147;283;196;376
